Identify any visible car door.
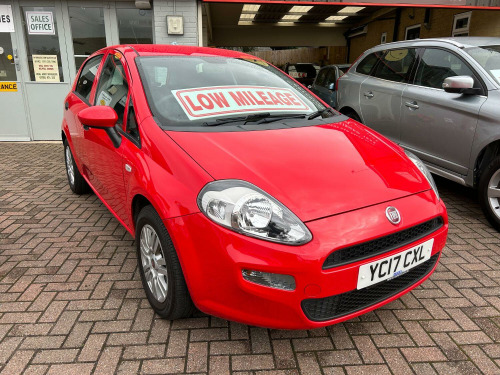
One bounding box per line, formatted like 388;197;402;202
66;54;104;163
359;48;418;143
400;47;487;175
81;51;129;221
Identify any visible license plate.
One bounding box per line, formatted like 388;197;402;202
357;239;434;290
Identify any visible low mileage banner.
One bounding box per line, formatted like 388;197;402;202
172;86;311;120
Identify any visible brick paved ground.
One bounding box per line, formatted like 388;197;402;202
0;142;499;375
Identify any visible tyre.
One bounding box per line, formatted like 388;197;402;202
344;110;362;123
135;205;194;319
478;155;500;231
64;139;90;195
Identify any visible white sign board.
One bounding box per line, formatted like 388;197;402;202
0;5;14;32
32;55;60;82
26;11;55;35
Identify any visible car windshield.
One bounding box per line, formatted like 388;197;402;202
465;45;500;85
136;56;326;129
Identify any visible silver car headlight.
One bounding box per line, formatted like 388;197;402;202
405;150;440;201
197;180;312;245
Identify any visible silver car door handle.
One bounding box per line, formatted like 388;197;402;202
363;91;374;98
405;101;419;110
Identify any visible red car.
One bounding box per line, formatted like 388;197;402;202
62;45;448;329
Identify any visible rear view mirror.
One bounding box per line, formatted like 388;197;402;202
77;106;121;148
442;76;479;95
77;106;118;128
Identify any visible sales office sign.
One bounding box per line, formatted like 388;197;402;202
0;5;15;32
26;11;55;35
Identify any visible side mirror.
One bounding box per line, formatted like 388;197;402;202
78;106;121;148
77;106;118;128
328;82;335;91
307;85;312;89
442;76;479;95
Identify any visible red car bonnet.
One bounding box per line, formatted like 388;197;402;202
167;118;431;222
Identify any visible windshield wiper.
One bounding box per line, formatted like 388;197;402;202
202;112;306;127
202;116;248;127
307;108;336;120
253;113;307;124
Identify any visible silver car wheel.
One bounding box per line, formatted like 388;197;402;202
65;146;75;186
487;168;500;219
140;224;169;303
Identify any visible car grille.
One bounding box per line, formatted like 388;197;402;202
323;217;443;269
302;253;439;322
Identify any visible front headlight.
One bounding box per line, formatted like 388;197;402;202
405;150;440;200
197;180;312;245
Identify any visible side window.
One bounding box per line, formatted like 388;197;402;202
74;55;103;101
371;48;417;83
356;52;382;75
126;100;140;141
95;53;129;124
315;69;328;87
325;69;337;87
414;48;480;90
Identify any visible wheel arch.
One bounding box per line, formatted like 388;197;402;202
473;139;500;187
339;106;361;119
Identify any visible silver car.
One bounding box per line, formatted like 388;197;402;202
337;37;500;231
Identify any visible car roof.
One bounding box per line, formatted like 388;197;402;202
321;64;351;69
107;44;261;59
369;37;500;51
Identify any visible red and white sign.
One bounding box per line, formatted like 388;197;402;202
172;86;311;120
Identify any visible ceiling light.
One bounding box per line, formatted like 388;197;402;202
326;15;347;21
338;6;365;14
242;4;260;12
277;22;295;26
240;13;256;20
282;14;301;20
289;5;313;13
319;22;336;27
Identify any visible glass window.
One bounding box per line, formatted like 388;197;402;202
315;68;328;87
356;52;381;75
74;55;103;101
325;69;337;87
69;7;107;72
95;54;128;124
126;100;140;140
453;12;471;37
371;48;416;83
466;45;500;85
415;48;478;89
22;7;64;82
405;25;421;40
117;8;153;44
0;33;17;81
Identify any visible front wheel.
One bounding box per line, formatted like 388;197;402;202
136;205;194;319
478;156;500;231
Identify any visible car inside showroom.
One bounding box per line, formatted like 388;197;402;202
1;0;500;374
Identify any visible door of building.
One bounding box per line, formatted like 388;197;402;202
0;2;30;141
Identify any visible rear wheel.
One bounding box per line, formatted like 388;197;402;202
478;156;500;231
343;109;362;123
64;139;90;195
136;205;194;319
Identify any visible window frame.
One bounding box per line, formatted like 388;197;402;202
452;11;472;37
409;47;487;96
405;24;421;40
73;54;104;105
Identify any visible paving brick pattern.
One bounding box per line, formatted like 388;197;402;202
0;142;499;374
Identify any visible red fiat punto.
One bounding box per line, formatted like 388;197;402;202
61;45;448;329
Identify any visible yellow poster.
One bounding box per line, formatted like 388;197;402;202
0;82;17;92
32;54;60;82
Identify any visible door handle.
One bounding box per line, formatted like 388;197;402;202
405;101;419;110
363;91;374;98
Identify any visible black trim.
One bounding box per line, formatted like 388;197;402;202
323;217;443;269
303;253;440;322
116;126;141;149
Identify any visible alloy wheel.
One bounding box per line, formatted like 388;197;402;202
65;146;75;186
487;168;500;220
140;224;169;302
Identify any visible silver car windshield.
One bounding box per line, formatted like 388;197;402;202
136;56;326;129
465;45;500;85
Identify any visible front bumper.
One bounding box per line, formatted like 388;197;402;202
165;190;447;329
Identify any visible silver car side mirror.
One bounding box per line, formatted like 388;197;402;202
328;82;335;91
442;76;478;95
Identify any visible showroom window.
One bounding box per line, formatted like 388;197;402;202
22;6;64;82
371;48;417;83
405;24;421;40
74;55;103;102
117;8;153;44
69;6;107;72
414;48;478;90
